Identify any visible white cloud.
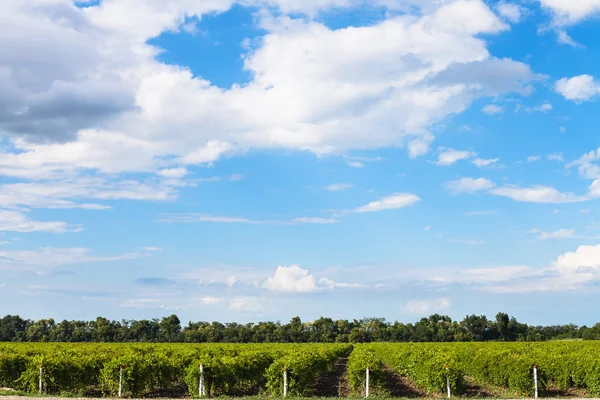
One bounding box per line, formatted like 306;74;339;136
535;102;553;112
158;168;188;179
0;0;539;192
228;174;244;181
403;298;450;315
263;265;319;292
568;148;600;179
343;155;383;163
158;214;339;225
465;210;497;216
488;244;600;293
0;210;78;233
424;225;431;231
318;277;362;289
0;247;152;271
538;0;600;25
456;239;485;245
472;158;500;167
327;183;353;191
229;297;264;313
354;193;420;212
201;297;226;305
0;178;178;211
556;75;600;102
346;161;365;168
529;228;576;240
446;178;495;193
449;239;485;245
436;149;477;166
548;153;564;161
490;185;585;203
482;104;504;115
430;265;533;284
557;30;582;47
496;2;524;23
527;155;541;162
291;217;339;224
141;247;162;252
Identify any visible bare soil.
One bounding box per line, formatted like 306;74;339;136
312;354;351;397
381;366;428;398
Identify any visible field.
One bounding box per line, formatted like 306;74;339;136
2;342;600;398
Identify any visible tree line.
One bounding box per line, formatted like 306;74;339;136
1;313;599;343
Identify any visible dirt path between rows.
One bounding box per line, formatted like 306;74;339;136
312;353;351;397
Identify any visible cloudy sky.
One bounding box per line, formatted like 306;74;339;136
2;0;600;325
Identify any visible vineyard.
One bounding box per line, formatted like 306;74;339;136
2;342;600;398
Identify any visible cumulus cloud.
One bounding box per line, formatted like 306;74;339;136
263;265;319;292
538;0;600;25
527;155;541;162
0;0;540;187
487;244;600;293
262;265;361;292
568;148;600;179
556;75;600;102
446;178;495;193
496;2;524;23
354;193;420;212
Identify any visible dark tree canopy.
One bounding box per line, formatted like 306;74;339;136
0;313;597;343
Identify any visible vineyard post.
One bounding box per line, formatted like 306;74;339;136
39;365;43;394
446;365;451;398
283;367;288;398
534;365;538;399
365;367;370;398
119;366;123;398
199;363;205;398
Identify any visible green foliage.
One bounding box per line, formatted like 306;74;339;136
5;341;600;398
347;346;386;395
0;342;349;398
351;343;465;395
265;344;350;396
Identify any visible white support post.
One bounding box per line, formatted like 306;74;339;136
446;365;451;399
365;367;370;398
39;365;43;394
199;363;205;398
283;368;288;398
119;366;123;398
534;365;538;399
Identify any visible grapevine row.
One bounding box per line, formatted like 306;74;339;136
0;343;350;397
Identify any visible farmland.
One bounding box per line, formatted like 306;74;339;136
2;342;600;398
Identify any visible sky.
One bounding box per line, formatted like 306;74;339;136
2;0;600;326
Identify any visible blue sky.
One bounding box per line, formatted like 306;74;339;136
3;0;600;326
